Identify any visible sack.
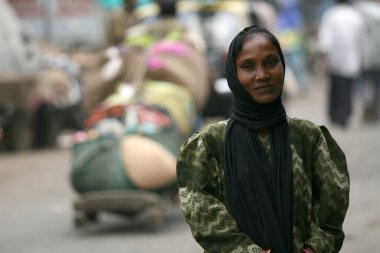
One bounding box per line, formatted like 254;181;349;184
145;41;209;111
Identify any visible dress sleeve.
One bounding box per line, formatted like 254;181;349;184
176;132;263;253
305;126;349;252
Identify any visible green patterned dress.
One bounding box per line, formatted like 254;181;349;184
176;118;349;253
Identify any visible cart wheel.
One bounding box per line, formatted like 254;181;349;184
86;211;98;222
148;214;164;228
145;207;164;228
74;210;89;228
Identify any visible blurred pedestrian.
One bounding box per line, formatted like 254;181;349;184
276;0;310;94
177;25;349;253
317;0;364;127
355;0;380;123
249;0;277;32
95;0;126;45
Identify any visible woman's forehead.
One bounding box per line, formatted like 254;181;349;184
238;35;278;57
243;34;274;48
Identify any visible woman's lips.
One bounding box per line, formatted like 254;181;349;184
254;85;272;94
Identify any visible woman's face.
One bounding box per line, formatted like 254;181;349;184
235;34;284;104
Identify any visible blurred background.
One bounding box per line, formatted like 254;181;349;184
0;0;379;252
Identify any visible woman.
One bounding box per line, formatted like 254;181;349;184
176;26;349;253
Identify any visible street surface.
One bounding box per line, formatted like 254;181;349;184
0;74;379;252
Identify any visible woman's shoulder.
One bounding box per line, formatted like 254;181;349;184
288;117;323;133
200;119;228;136
288;117;341;150
288;117;327;144
180;119;227;152
189;119;227;138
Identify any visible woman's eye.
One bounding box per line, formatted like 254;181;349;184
266;58;278;67
241;63;253;70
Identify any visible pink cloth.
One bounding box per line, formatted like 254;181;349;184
147;41;191;70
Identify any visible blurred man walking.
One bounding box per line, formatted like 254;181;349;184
318;0;364;127
355;0;380;123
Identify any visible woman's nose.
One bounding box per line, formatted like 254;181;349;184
255;67;268;81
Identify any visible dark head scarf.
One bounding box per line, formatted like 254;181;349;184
157;0;177;17
223;26;293;253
